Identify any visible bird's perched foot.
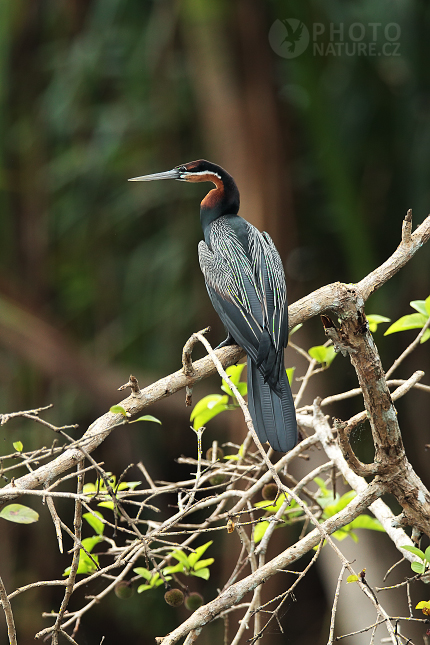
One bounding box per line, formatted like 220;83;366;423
216;333;237;350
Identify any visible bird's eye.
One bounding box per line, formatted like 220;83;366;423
178;165;187;173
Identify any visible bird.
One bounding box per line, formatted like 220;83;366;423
129;160;297;452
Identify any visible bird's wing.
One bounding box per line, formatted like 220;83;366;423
248;227;288;351
198;240;262;364
198;219;288;368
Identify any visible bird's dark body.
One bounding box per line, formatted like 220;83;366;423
129;159;297;452
198;213;297;452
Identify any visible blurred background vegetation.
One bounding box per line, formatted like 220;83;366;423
0;0;429;643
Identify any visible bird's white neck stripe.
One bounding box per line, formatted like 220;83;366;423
189;170;221;180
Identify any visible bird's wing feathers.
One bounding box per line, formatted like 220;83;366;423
198;218;288;365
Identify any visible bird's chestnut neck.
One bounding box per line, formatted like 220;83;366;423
199;168;240;233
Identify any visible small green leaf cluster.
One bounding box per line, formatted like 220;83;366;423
134;541;214;593
252;478;384;545
64;534;103;576
133;568;168;592
384;296;430;343
366;314;391;333
83;473;141;510
401;544;430;574
315;478;384;543
253;494;302;543
0;441;38;525
109;405;162;425
63;475;141;576
190;364;247;430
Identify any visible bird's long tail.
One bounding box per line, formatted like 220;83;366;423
247;360;297;452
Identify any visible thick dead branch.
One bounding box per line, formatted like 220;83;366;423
1;212;429;507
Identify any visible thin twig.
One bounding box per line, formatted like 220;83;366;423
0;574;17;645
385;317;430;378
327;563;347;644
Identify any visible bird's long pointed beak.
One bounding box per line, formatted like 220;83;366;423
128;169;180;182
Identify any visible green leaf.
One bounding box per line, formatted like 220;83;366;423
315;477;337;508
254;493;289;514
193;400;229;429
349;515;384;532
221;365;247;397
137;583;152;592
133;567;153;581
83;511;105;536
416;601;430;610
314;477;328;494
64;553;99;576
401;545;426;560
81;536;102;552
384;313;428;336
366;314;391;333
191;567;210;580
317;493;338;509
13;441;23;452
286;367;295;385
188;541;213;567
224;364;246;386
0;504;39;524
154;576;167;587
410;299;429;316
425;546;430;563
331;528;353;542
110;405;127;416
411;561;426;574
117;481;141;491
171;549;191;569
98;501;114;510
64;537;102;576
323;491;356;517
132;415;161;425
253;521;270;543
224;444;245;461
149;573;159;587
347;574;359;583
222;381;247;397
136;575;170;591
194;558;214;571
308;345;337;366
134;570;170;590
289;323;302;336
191;394;225;420
236;382;247;396
421;329;430;343
190;394;229;429
426;295;430;316
83;483;97;495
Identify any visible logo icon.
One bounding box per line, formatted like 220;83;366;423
269;19;310;59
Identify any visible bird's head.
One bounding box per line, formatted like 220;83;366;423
128;160;223;185
129;160;240;219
